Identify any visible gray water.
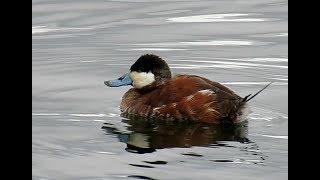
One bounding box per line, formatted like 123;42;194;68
32;0;288;179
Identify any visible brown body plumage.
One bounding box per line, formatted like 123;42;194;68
120;74;247;124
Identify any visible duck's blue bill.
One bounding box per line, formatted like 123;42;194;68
104;72;132;87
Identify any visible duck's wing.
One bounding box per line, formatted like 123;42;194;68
149;75;245;122
193;76;244;118
185;75;241;98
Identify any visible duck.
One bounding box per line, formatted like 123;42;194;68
104;54;271;124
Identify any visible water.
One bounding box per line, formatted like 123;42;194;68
32;0;288;179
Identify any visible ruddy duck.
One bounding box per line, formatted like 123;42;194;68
105;54;271;124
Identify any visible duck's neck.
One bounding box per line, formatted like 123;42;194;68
136;78;169;93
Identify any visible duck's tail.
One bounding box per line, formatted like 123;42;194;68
242;82;273;102
233;82;273;123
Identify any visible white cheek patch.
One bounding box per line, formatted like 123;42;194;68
130;71;155;88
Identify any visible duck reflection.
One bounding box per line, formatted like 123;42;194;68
102;117;249;154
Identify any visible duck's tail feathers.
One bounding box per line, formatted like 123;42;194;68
243;82;273;102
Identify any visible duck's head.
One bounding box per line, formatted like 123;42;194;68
105;54;172;89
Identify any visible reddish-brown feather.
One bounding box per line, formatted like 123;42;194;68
120;75;243;123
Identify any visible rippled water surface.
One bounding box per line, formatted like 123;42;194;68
32;0;288;179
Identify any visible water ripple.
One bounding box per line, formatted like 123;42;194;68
32;26;91;35
32;112;119;118
222;82;287;86
172;59;287;69
128;48;186;51
168;13;272;23
259;134;288;140
134;40;258;47
250;134;288;140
